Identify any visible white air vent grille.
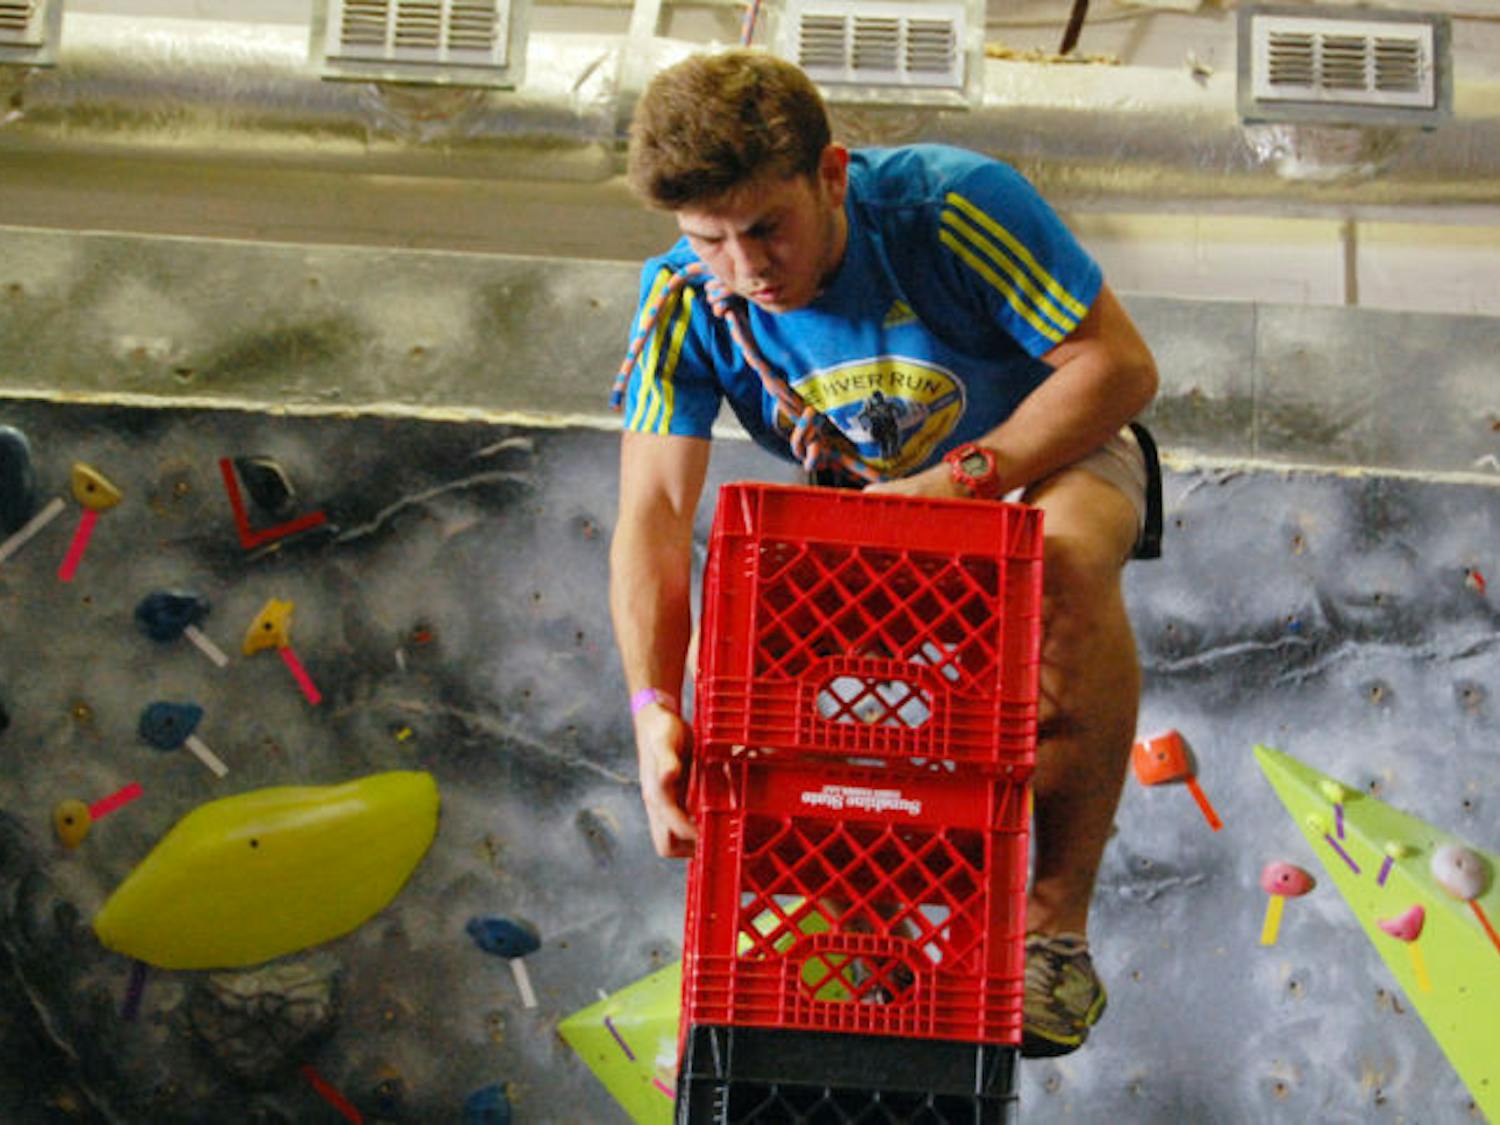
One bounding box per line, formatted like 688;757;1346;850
787;0;966;90
0;0;44;47
1251;14;1435;109
327;0;508;67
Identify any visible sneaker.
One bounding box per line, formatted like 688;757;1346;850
1021;932;1107;1058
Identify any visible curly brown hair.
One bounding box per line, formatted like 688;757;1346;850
627;50;831;210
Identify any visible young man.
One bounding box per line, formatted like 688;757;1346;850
609;50;1158;1058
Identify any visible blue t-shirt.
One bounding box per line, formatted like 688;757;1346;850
619;144;1102;477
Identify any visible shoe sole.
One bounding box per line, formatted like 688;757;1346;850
1020;990;1107;1059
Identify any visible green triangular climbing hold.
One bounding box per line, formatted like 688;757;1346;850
559;903;848;1122
558;962;680;1125
1254;745;1500;1120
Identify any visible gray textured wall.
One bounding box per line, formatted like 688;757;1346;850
0;227;1497;1123
3;227;1499;476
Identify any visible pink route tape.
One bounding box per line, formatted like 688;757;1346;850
279;646;322;705
300;1065;362;1123
653;1078;675;1099
57;509;99;583
88;782;143;820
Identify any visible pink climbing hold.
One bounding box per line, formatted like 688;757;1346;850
1377;904;1426;943
1259;861;1315;898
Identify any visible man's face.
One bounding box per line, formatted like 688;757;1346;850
676;145;849;314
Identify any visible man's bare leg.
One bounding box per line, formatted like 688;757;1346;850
1022;466;1142;937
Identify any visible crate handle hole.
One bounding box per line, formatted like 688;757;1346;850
816;674;933;728
799;951;918;1005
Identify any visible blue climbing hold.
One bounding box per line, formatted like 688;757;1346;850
462;1083;512;1125
138;702;204;750
466;916;540;959
135;590;211;643
0;426;39;537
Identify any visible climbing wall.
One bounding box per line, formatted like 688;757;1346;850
0;396;1494;1123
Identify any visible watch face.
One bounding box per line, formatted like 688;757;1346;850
960;451;989;477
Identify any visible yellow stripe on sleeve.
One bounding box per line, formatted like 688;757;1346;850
628;283;695;434
945;191;1090;319
626;269;674;431
645;287;694;434
938;230;1065;345
940;209;1079;339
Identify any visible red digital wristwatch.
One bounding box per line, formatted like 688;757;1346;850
944;442;1002;499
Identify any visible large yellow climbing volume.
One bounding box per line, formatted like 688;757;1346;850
93;771;440;970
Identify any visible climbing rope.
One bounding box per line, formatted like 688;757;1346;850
609;262;884;484
739;0;763;45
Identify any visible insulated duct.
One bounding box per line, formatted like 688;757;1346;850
1;13;1499;212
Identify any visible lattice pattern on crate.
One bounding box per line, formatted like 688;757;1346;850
738;815;991;990
717;1083;1011;1123
753;538;1003;709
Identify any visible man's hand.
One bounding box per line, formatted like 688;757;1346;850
863;461;965;499
634;702;699;858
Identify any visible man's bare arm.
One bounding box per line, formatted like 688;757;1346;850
609;430;711;856
870;284;1158;498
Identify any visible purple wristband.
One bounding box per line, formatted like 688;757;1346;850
630;687;677;716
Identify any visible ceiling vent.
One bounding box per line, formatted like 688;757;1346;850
777;0;982;108
0;0;63;66
313;0;527;88
1238;4;1450;127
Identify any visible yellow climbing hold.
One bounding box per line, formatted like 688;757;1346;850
93;771;440;970
54;799;92;848
1318;779;1352;805
243;598;294;654
70;463;123;511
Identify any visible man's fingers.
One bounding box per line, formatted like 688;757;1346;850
636;709;697;857
651;803;698;857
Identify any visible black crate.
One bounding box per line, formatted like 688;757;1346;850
676;1025;1019;1125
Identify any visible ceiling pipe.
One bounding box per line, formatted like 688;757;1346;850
2;14;1499;214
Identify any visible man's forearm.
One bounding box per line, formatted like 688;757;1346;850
986;285;1158;493
609;515;695;702
987;346;1155;493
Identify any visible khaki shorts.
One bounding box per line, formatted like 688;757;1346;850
812;424;1162;559
1012;426;1153;554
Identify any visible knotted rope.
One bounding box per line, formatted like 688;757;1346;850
609;261;884;484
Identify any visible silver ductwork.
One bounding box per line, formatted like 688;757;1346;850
1;13;1499;211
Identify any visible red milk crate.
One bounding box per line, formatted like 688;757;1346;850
680;758;1029;1046
695;483;1043;773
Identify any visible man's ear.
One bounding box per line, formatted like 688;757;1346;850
819;143;850;206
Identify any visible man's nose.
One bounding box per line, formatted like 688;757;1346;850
728;237;770;280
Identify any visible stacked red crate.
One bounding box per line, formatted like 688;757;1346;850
681;483;1044;1050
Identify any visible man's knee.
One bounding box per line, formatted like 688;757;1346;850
1026;459;1141;565
1034;531;1141;742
